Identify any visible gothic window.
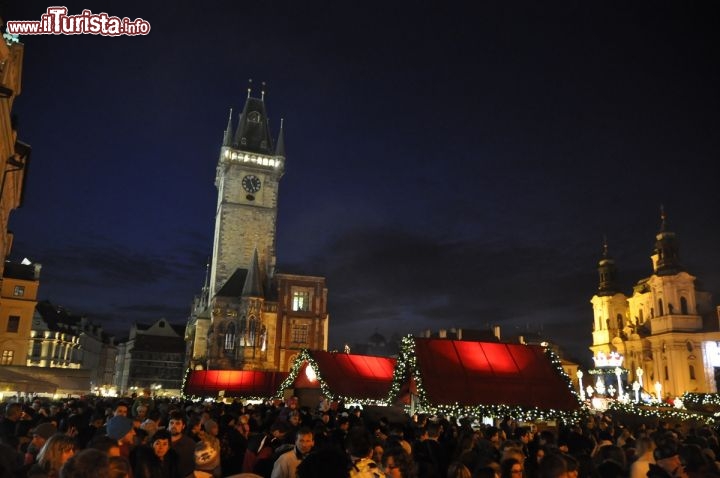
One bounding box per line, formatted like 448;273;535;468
681;297;688;314
689;365;696;380
292;290;311;312
658;299;664;316
239;315;247;346
248;315;258;346
291;324;309;345
225;323;235;350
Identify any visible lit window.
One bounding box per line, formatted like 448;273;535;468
225;323;235;351
292;291;311;312
1;350;13;365
6;316;20;333
13;286;24;297
291;325;309;345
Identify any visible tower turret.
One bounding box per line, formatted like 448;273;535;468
597;236;620;296
651;206;682;276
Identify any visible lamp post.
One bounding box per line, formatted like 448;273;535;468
633;381;641;402
636;367;644;389
654;381;662;402
577;370;585;400
615;367;623;400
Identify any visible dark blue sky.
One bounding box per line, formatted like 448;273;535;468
3;1;719;362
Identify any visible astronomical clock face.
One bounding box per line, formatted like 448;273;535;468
242;174;261;193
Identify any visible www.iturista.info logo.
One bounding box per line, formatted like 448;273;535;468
5;7;151;36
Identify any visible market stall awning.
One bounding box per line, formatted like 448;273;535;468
183;370;288;399
285;350;396;402
411;338;580;412
0;367;58;394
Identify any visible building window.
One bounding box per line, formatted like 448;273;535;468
658;299;664;316
681;297;688;314
6;316;20;333
291;324;309;345
13;286;25;297
292;290;311;312
1;350;13;365
689;365;696;380
225;323;235;351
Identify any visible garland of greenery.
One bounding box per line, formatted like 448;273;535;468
385;335;588;422
606;400;715;424
277;349;391;405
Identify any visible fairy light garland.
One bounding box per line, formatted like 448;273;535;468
278;349;390;405
607;400;715;424
385;335;588;422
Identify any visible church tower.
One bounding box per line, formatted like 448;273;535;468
185;86;329;373
590;238;629;357
588;208;720;398
209;83;285;299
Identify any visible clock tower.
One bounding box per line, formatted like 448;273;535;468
209;89;285;300
185;87;328;373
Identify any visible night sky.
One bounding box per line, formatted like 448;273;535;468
3;1;719;362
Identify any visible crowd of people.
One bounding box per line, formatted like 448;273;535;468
1;391;720;478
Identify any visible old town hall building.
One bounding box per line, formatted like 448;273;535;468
185;89;329;372
590;210;720;397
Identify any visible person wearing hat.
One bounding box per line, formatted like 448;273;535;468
194;439;221;478
106;415;136;460
23;422;57;466
647;433;689;478
195;420;221;478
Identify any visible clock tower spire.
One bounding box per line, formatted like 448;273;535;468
209;92;284;300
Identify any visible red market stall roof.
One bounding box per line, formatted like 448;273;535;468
183;370;288;399
283;350;397;402
408;338;580;412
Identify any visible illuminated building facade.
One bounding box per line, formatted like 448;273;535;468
590;210;720;398
185;89;328;372
0;260;39;365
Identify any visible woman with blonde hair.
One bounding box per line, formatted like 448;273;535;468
629;436;655;478
29;433;76;478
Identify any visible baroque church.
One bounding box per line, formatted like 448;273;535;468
590;209;720;397
185;88;329;372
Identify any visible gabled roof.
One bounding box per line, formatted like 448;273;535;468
407;337;580;414
183;370;287;399
282;350;396;402
216;268;249;297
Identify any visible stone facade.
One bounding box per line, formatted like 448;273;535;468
186;92;329;373
0;261;40;365
590;213;720;397
116;318;185;395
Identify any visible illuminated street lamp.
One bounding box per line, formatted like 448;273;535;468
654;381;662;402
577;370;585;400
633;381;641;402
